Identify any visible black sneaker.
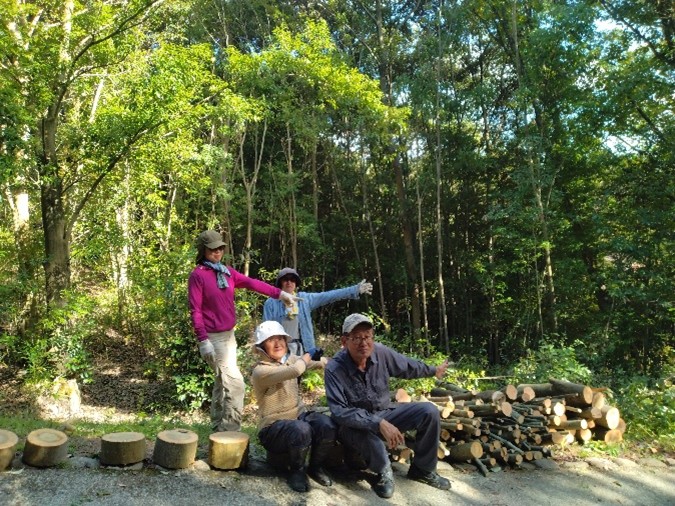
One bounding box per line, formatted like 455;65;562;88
407;464;451;490
343;451;368;471
373;466;395;498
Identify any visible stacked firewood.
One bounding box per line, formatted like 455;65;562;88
391;378;625;475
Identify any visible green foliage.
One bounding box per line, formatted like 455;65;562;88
511;342;593;385
389;351;448;396
15;291;97;384
615;375;675;452
301;369;324;393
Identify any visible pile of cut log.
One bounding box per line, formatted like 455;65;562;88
392;378;625;475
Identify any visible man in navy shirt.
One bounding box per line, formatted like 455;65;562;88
324;313;451;499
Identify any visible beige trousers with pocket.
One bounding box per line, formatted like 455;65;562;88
208;330;245;432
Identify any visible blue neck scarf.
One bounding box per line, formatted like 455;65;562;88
202;261;231;289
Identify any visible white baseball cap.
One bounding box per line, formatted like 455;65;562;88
342;313;373;334
255;321;290;346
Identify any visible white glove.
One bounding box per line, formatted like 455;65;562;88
358;279;373;295
198;339;216;369
279;290;301;308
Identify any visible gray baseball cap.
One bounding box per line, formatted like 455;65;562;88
342;313;373;334
197;230;226;250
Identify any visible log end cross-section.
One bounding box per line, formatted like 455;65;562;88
22;428;69;468
208;431;249;470
0;429;20;471
153;429;199;469
99;431;146;466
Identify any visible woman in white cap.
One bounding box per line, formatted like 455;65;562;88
251;320;337;493
188;230;297;433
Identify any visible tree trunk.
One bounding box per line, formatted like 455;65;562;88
374;0;420;336
40;172;70;308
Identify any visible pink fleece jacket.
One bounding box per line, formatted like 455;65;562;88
188;264;282;342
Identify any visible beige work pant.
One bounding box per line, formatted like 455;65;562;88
208;330;245;432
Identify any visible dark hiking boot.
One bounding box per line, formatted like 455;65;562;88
373;465;395;498
287;446;310;492
407;464;451;490
308;439;334;486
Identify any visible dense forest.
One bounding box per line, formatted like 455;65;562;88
0;1;672;418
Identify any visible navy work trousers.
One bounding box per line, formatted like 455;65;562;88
337;402;440;473
259;411;337;453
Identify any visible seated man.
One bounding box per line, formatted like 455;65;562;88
251;320;337;493
324;313;450;499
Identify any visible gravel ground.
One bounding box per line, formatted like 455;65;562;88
2;450;674;506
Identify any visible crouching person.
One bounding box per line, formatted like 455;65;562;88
251;320;337;492
325;313;451;499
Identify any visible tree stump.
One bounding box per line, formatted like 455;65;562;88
0;429;19;471
208;431;249;470
99;432;146;466
153;429;198;469
22;428;69;467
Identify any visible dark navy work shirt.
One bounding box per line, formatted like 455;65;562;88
324;343;437;432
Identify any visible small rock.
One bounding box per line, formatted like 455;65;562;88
192;459;212;471
10;456;25;470
636;458;667;468
665;457;675;467
533;459;558;470
103;461;144;471
586;457;618;471
67;457;100;469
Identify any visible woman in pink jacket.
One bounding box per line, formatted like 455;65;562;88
188;230;296;432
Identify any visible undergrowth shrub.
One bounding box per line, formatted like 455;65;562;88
12;290;97;384
614;374;675;452
511;342;593;385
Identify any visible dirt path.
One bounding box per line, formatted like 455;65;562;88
2;449;674;505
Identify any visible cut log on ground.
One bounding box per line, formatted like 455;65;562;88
575;428;593;443
208;431;249;470
22;428;69;468
447;441;483;462
594;428;623;444
475;390;506;403
516;385;536;402
518;383;556;398
0;429;19;471
549;379;593;405
153;429;198;469
501;384;518;401
592;392;607;409
424;377;624;475
596;405;621;430
394;388;412;403
578;407;602;419
100;432;146;466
